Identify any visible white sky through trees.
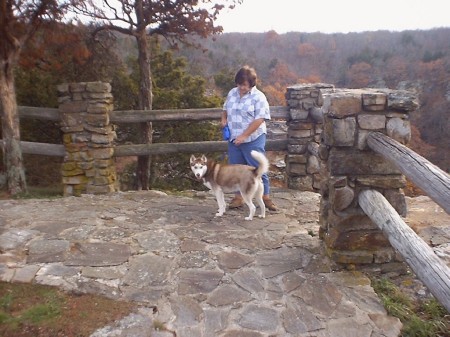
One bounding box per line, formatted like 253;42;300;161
216;0;450;33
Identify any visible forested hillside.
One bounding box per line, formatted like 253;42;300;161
165;28;449;171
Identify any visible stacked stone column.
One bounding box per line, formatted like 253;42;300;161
285;84;419;266
285;83;334;191
58;82;117;196
318;88;418;266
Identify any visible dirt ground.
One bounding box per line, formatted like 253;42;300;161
0;282;137;337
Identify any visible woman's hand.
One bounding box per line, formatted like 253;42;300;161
234;134;247;145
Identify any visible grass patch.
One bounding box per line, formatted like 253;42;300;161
21;302;61;324
307;229;316;237
0;282;136;337
13;186;63;199
0;186;63;200
153;319;176;336
371;277;450;337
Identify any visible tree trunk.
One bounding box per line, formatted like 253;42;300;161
0;58;27;195
135;32;153;191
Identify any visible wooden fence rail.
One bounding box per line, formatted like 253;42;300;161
18;106;59;121
2;139;288;157
110;105;290;123
114;139;288;157
8;105;290;157
18;141;65;157
17;105;290;122
364;132;450;310
359;189;450;312
367;132;450;214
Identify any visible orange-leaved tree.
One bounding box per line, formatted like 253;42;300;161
0;0;78;195
73;0;242;190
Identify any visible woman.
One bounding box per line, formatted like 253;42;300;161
221;65;277;211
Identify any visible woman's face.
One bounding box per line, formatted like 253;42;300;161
237;81;251;96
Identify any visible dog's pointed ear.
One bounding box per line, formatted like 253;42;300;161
201;155;207;162
190;155;196;164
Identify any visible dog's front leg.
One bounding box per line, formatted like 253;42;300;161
214;189;226;217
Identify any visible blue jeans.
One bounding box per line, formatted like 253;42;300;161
228;134;270;195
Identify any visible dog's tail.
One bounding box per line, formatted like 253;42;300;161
250;150;269;178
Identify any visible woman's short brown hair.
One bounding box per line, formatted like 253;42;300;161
235;65;257;87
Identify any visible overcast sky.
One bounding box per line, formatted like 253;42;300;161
215;0;450;34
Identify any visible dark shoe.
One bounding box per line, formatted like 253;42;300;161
263;197;277;211
229;196;244;208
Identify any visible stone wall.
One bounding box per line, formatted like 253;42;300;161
285;83;334;191
58;82;117;196
285;84;419;266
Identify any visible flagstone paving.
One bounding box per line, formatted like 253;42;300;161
1;189;447;337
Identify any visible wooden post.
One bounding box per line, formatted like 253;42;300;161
367;132;450;214
359;189;450;312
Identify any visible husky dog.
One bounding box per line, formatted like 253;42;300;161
190;150;269;220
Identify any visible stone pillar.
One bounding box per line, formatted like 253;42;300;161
58;82;117;196
285;83;334;191
318;88;419;266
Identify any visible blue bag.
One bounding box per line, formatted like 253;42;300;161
222;125;230;141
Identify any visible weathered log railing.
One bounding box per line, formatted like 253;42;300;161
18;141;65;157
367;132;450;214
13;105;289;157
359;131;450;311
359;190;450;312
